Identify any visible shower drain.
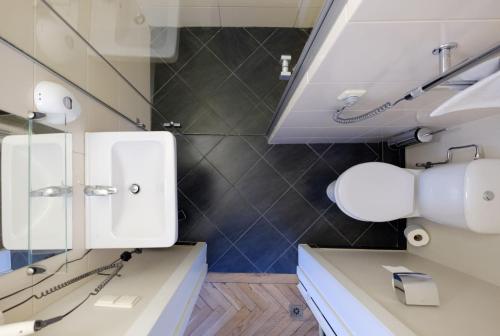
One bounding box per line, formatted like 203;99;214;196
289;304;305;320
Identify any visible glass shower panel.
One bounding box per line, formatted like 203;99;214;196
0;114;30;272
27;119;71;267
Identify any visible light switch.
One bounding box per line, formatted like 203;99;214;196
94;295;119;307
94;295;139;308
114;295;140;308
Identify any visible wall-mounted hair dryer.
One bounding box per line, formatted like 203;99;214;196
33;81;81;125
0;320;37;336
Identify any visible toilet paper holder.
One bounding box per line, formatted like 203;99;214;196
393;272;440;306
416;144;481;169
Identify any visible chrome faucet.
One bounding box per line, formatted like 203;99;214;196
84;185;118;196
30;185;73;197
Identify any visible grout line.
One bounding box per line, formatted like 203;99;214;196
177;188;258;271
365;142;381;158
177;189;233;252
264;243;297;273
159;29;403;272
350;222;375;247
320;213;357;246
153;27;287;136
183;135;305;259
186;27;282;108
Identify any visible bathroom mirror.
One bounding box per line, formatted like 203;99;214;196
0;111;70;275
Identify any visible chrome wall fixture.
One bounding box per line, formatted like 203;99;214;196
332;41;500;124
30;186;73;197
415;144;481;169
433;42;457;74
280;55;292;80
433;42;477;90
84;185;118;196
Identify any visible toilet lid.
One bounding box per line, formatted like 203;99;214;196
335;162;415;222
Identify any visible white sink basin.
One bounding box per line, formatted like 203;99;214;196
85;132;177;248
2;133;72;250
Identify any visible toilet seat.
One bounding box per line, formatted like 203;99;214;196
334;162;415;222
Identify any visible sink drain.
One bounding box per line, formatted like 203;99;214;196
129;183;140;194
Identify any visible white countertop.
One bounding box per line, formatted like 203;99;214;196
303;247;500;336
33;244;206;336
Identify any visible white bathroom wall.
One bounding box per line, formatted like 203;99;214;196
138;0;324;27
0;0;151;129
269;0;500;144
406;113;500;286
0;0;151;322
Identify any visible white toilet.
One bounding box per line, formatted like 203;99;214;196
326;160;500;233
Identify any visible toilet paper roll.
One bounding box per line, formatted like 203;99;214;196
404;224;430;247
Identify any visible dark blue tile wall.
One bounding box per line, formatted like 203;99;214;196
152;28;406;274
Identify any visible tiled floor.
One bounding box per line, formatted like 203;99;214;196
151;28;406;274
152;27;309;135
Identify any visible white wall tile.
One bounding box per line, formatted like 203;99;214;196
179;7;221;27
281;108;419;128
85;98;123;132
351;0;500;22
275;126;373;138
140;0;218;6
118;78;151;129
270;135;384;144
295;6;322;27
119;118;142;131
221;7;298;27
0;43;34;118
219;0;300;7
86;48;121;110
44;0;91;40
300;0;325;7
35;0;88;89
309;21;443;84
110;57;151;102
292;82;420;111
0;0;35;54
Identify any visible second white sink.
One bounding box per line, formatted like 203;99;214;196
85;131;177;248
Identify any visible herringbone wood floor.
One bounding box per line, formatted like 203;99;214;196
185;273;319;336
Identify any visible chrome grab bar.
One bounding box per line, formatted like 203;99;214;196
84;185;118;196
416;144;481;169
30;186;73;197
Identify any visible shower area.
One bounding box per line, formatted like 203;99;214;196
146;1;406;273
150;28;311;135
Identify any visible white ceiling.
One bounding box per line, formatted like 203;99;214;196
270;0;500;143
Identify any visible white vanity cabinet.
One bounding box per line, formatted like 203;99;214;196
297;245;500;336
